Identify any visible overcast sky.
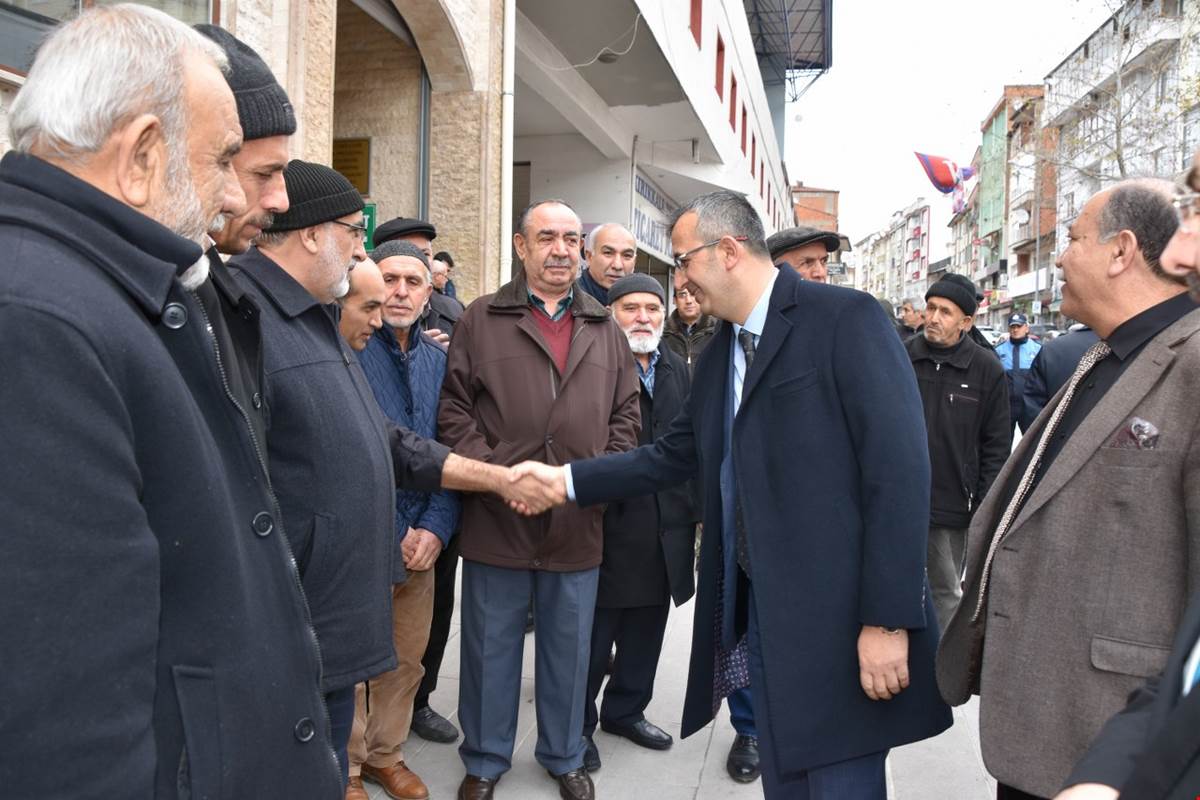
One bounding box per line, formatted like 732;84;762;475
783;0;1117;259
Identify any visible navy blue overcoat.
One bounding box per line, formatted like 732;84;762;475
574;266;952;774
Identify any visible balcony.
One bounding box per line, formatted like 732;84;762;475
1045;10;1181;126
1009;189;1034;211
1012;224;1033;248
1009;267;1054;298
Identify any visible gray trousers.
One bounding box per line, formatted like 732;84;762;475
927;526;967;635
458;560;598;779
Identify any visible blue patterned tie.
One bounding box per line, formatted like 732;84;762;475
734;329;756;577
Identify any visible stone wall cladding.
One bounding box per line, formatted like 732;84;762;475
297;0;338;163
333;0;422;222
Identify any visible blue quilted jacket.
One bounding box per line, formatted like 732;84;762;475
358;324;460;582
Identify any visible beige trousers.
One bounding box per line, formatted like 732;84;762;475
348;566;434;775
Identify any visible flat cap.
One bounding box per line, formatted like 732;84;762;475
374;217;437;248
766;226;841;260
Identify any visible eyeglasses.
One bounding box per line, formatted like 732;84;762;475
331;220;368;241
674;288;693;299
672;235;748;269
1173;191;1200;227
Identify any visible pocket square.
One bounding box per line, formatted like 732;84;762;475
1106;417;1160;450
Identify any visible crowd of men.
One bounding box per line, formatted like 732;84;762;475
3;6;1200;800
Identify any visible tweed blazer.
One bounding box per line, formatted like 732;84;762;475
937;303;1200;798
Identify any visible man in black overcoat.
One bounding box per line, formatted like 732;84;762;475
581;274;698;772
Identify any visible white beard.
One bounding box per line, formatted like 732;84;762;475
624;324;663;355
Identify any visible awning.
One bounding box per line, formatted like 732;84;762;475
743;0;832;100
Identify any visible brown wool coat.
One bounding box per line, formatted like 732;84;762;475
937;305;1200;798
437;274;641;571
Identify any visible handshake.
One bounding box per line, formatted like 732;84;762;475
500;461;570;516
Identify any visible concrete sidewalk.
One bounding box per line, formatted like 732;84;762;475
363;578;995;800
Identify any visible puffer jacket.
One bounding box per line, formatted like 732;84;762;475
358;323;460;583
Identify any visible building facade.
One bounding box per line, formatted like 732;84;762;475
1;0;831;301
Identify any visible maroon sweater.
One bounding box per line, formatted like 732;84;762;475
532;309;575;374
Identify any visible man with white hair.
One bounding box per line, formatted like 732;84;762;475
899;296;926;337
580;273;698;773
0;5;346;797
579;222;638;305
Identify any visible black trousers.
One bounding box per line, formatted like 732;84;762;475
997;784;1047;800
583;601;671;736
414;533;460;711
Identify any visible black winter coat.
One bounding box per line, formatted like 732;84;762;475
597;344;698;608
0;152;342;798
906;333;1012;529
1019;327;1100;429
230;247;402;692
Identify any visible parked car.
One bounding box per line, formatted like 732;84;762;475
975;325;1002;346
1029;323;1064;341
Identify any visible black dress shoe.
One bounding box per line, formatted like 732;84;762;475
600;717;674;750
583;735;601;772
726;734;760;783
457;774;499;800
549;768;594;800
412;705;459;744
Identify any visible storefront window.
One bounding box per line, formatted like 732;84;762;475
1;0;212;73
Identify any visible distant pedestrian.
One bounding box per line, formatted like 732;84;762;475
994;313;1042;435
899;296;926;337
662;266;719;371
905;275;1010;634
434;249;459;299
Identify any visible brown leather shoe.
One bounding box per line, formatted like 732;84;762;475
361;762;429;800
457;774;499;800
345;776;369;800
552;768;594;800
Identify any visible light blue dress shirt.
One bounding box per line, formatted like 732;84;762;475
565;270;778;501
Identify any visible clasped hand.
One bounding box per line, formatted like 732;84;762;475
503;461;568;515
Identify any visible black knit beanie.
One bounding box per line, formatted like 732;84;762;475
195;25;297;140
926;273;978;316
265;160;364;232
